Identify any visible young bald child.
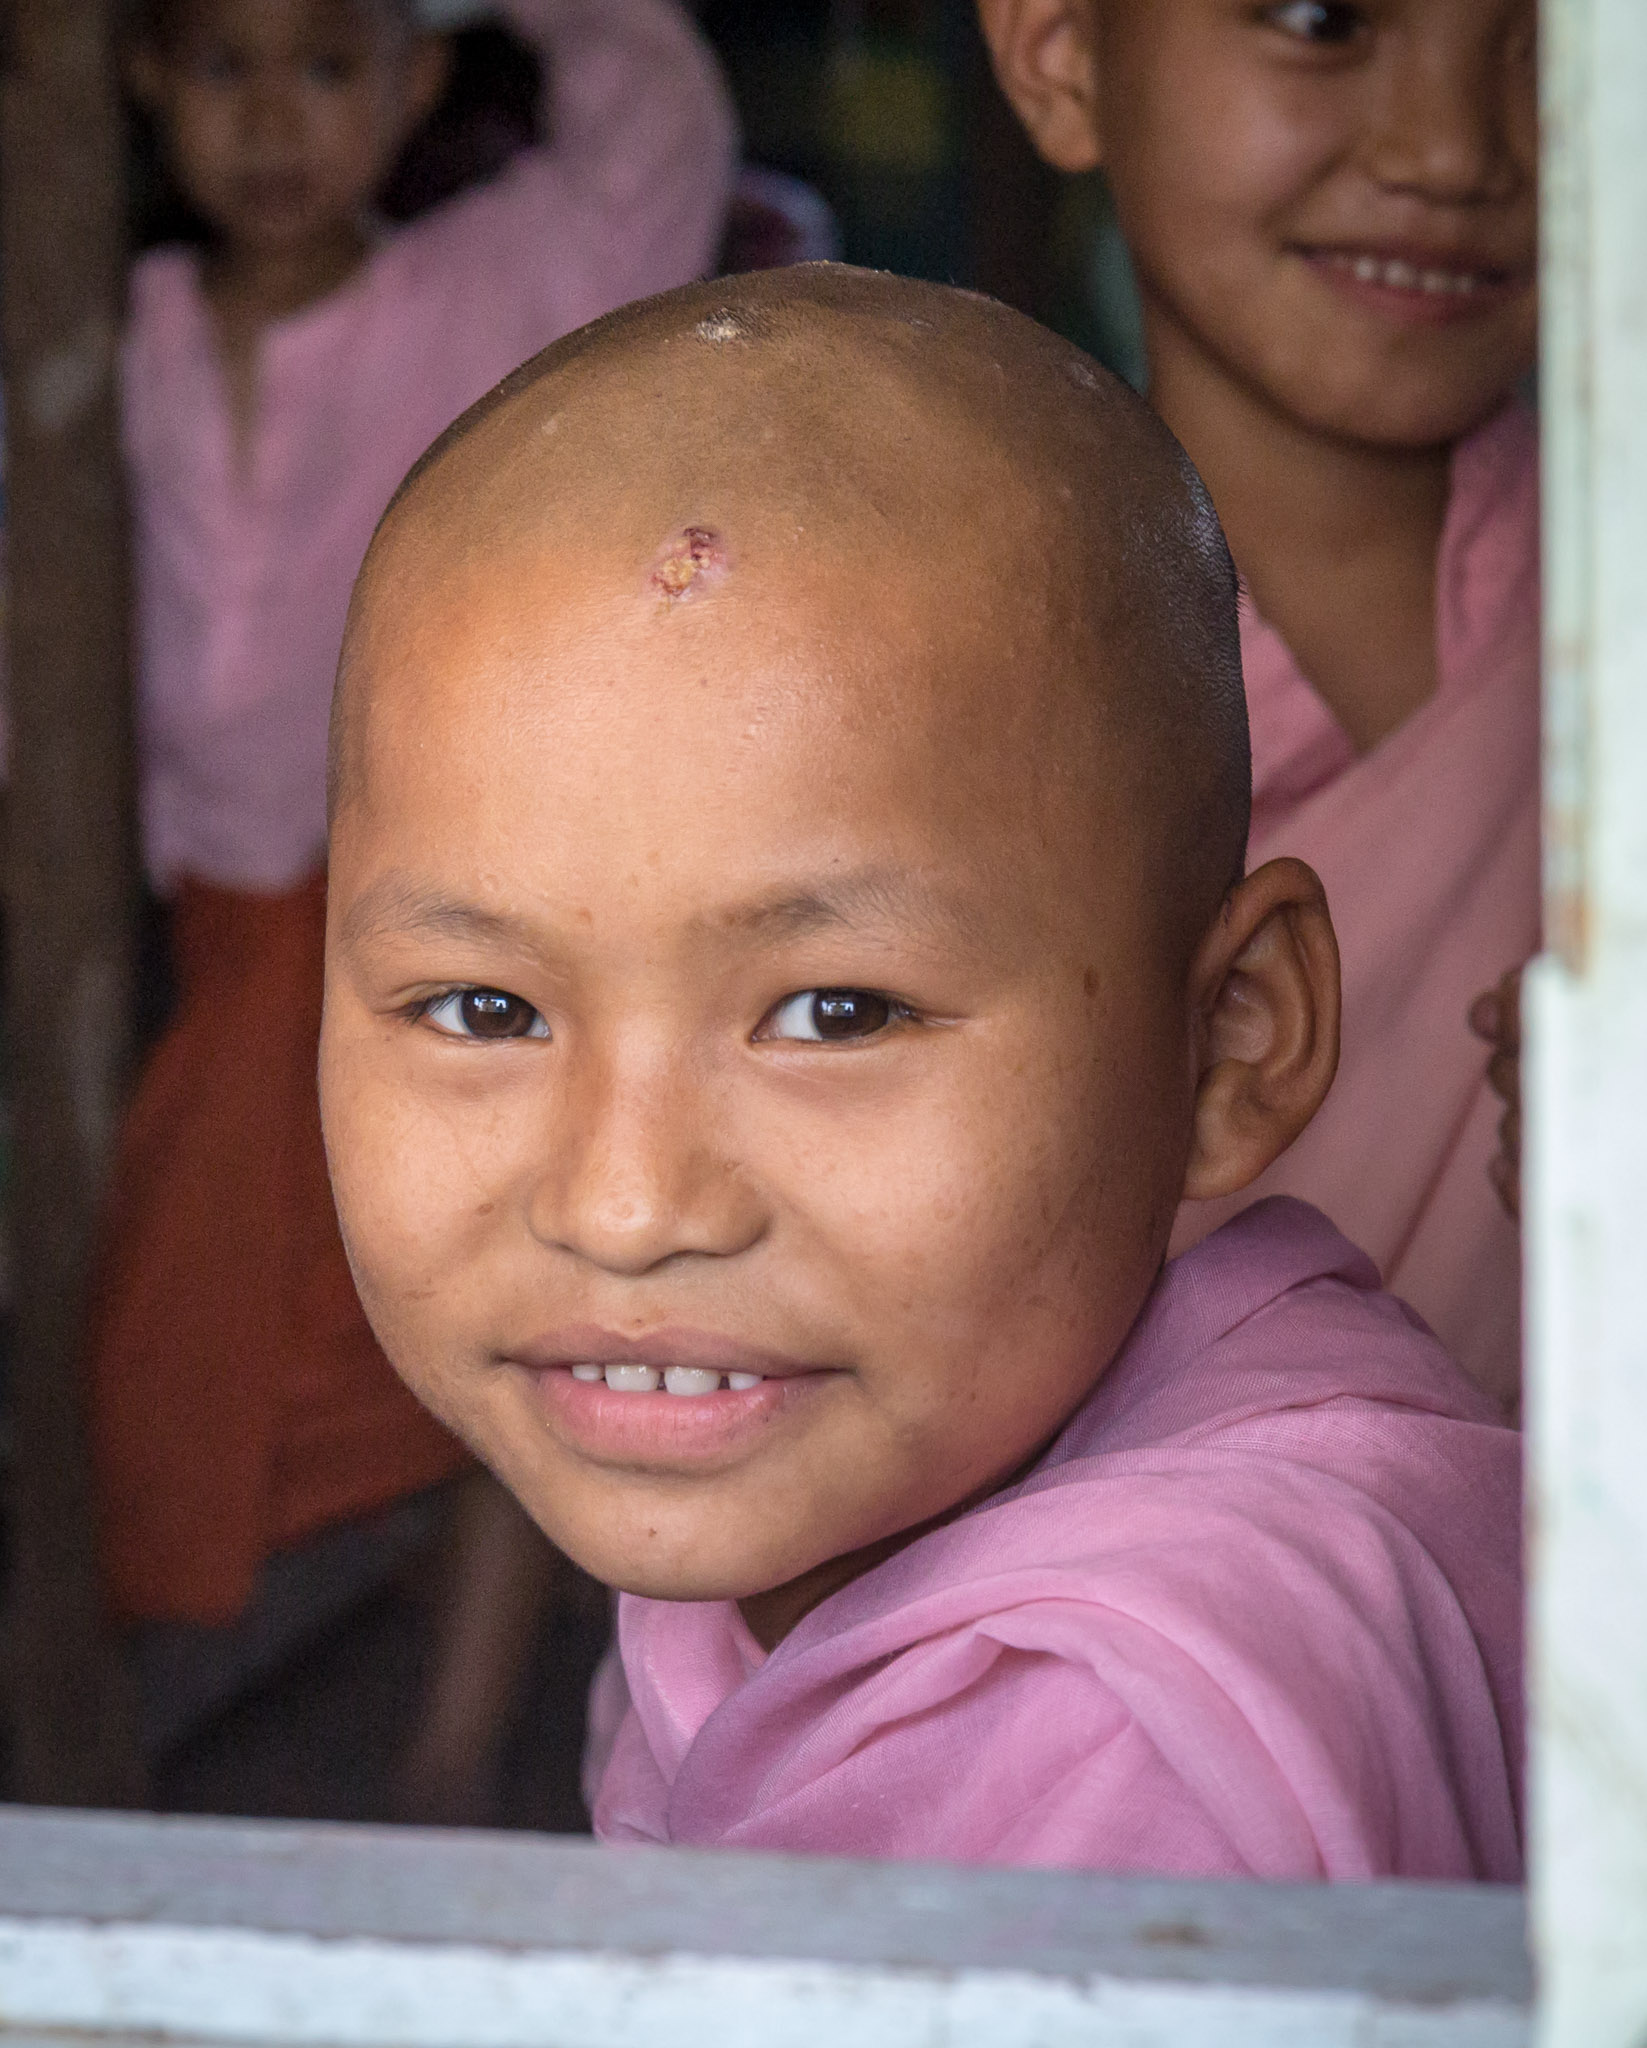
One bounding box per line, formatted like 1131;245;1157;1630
319;267;1521;1881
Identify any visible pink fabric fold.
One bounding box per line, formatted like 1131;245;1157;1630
594;1198;1522;1882
1175;403;1540;1409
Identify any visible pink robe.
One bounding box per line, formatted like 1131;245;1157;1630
594;1199;1522;1881
1177;405;1539;1410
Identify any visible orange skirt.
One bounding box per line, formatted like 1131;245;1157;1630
87;875;469;1625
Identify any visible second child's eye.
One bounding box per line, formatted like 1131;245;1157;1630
1264;1;1366;43
422;988;549;1041
761;989;901;1044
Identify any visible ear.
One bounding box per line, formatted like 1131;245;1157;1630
1180;858;1341;1202
976;0;1104;174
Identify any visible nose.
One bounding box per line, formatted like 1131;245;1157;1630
526;1033;767;1277
241;66;303;151
1364;33;1525;207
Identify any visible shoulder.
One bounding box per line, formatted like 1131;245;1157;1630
1058;1198;1506;1465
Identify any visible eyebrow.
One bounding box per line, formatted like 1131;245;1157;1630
713;869;987;947
340;867;988;955
339;876;533;952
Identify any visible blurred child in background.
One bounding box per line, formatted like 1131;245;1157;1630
980;0;1537;1408
92;0;735;1816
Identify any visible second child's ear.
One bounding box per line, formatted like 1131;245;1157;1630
977;0;1104;174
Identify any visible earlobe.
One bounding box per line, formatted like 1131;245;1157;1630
977;0;1105;175
1180;858;1341;1203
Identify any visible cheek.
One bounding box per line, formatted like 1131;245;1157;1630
755;1019;1181;1367
1106;38;1343;276
303;84;403;185
165;92;241;192
320;1016;524;1352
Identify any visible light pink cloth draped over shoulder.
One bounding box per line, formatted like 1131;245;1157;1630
594;1199;1522;1882
122;0;737;895
1176;405;1540;1410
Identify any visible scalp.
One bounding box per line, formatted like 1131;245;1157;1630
336;265;1250;950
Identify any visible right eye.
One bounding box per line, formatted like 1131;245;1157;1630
421;988;549;1041
759;988;902;1044
1263;1;1367;44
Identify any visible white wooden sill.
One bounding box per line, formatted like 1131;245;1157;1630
0;1807;1526;2046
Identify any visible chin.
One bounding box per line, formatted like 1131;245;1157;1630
1290;369;1529;453
547;1511;831;1607
576;1549;789;1606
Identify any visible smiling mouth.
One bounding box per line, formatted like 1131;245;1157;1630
570;1362;767;1396
1305;247;1517;299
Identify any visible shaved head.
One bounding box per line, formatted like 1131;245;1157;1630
320;268;1344;1627
334;263;1249;946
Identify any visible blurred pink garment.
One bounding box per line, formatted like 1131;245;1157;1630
1176;404;1539;1411
123;0;736;893
593;1199;1522;1881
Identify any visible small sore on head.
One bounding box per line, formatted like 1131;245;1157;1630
651;525;729;603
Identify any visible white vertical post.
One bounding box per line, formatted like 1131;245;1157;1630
1529;0;1647;2041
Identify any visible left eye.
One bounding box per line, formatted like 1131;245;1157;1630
761;988;900;1043
422;988;549;1041
1264;1;1366;42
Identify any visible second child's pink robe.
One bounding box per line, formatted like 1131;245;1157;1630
1177;404;1539;1410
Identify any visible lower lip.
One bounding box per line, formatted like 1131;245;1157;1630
528;1365;822;1463
1300;250;1522;327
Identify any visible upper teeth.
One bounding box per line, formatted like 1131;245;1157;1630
664;1367;723;1396
569;1362;766;1395
1339;253;1483;296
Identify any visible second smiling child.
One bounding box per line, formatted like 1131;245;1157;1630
980;0;1538;1406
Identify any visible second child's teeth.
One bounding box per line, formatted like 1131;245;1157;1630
727;1372;763;1391
1343;253;1480;295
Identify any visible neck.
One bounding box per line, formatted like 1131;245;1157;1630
738;1526;921;1653
203;221;372;329
737;1441;1054;1653
1144;301;1454;753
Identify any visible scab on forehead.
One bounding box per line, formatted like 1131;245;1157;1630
651;526;730;603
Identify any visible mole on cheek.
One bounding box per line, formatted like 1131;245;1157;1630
650;525;729;603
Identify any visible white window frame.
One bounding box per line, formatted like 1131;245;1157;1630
1526;0;1647;2041
0;0;1639;2040
0;1808;1529;2045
